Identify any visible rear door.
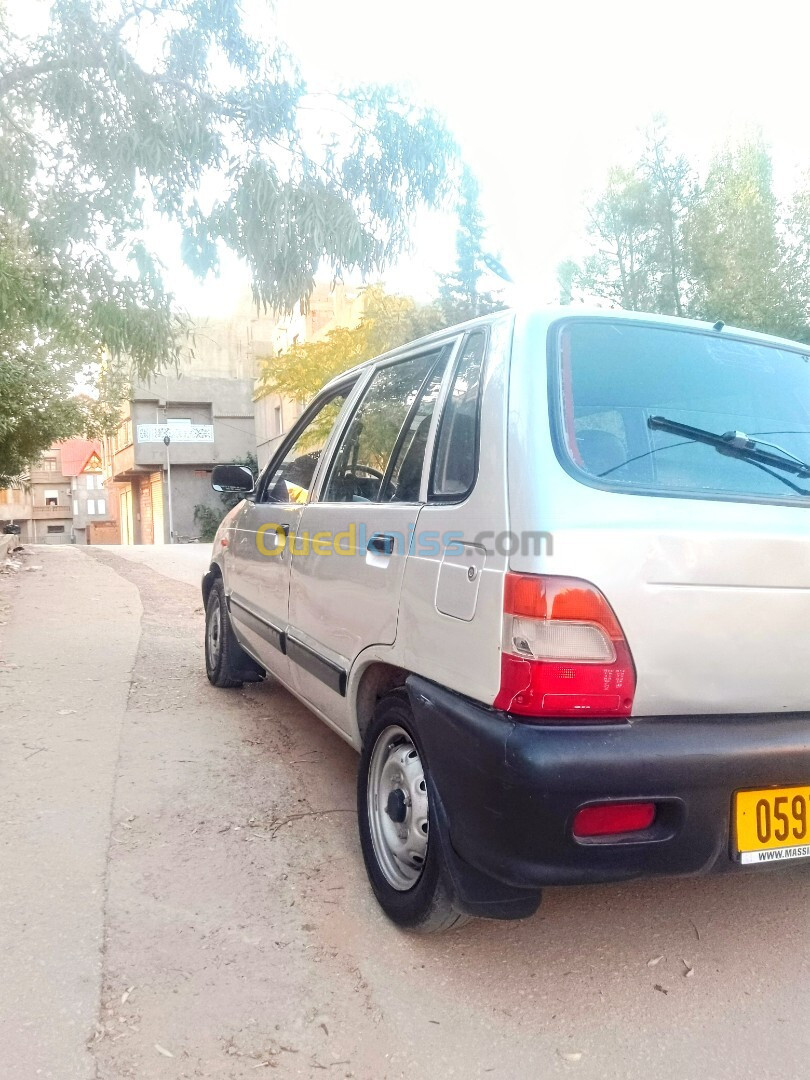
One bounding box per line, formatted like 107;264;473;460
227;384;355;680
286;344;454;728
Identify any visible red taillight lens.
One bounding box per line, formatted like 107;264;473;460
573;802;656;838
493;574;636;721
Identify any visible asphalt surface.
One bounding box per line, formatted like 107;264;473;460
0;544;808;1079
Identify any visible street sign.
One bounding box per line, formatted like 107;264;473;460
136;424;214;444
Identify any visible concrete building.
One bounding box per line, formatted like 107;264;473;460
100;282;365;543
105;374;256;544
0;483;34;543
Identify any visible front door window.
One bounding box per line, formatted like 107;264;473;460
321;351;443;503
260;390;350;504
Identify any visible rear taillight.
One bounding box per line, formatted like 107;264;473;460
493;574;636;721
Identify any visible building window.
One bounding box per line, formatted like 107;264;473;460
44;489;58;507
47;525;65;534
274;404;283;436
85;474;102;490
40;458;57;472
87;499;95;515
96;499;106;516
167;417;192;427
115;420;132;451
73;499;79;515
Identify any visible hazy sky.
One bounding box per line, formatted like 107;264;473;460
182;0;810;314
11;0;810;314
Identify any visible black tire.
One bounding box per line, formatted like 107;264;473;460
204;578;263;688
357;692;470;933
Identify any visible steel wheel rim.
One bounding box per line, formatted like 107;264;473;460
367;724;429;891
206;598;222;666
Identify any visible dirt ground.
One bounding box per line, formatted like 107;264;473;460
1;545;808;1080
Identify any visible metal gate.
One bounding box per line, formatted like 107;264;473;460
151;476;165;545
119;489;134;546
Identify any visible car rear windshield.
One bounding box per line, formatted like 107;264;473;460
555;320;810;505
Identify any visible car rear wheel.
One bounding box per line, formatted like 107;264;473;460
205;578;263;688
358;693;469;932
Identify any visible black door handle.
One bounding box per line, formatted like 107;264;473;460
367;533;395;556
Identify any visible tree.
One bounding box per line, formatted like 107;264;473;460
563;121;696;315
686;138;805;339
255;285;446;404
781;178;810;336
0;0;457;474
437;166;504;324
641;119;694;317
567;166;658;311
561;121;810;342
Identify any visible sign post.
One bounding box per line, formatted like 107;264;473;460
163;434;174;544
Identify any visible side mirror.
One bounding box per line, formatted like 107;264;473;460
211;464;255;494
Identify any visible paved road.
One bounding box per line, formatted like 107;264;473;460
95;542;213;590
1;545;808;1080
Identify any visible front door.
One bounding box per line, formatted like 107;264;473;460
227;385;355;680
287;346;453;729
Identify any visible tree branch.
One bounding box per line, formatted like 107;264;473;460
0;60;66;97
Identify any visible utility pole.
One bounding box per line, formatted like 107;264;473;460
163;434;174;544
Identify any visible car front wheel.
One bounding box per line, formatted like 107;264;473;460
357;692;469;932
205;578;263;688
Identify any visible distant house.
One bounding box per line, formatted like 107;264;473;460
0;439;114;544
60;439;119;544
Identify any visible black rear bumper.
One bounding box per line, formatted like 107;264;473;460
406;676;810;900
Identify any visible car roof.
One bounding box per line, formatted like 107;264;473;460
318;306;810;396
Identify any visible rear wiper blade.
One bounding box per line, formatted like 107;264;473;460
648;416;810;478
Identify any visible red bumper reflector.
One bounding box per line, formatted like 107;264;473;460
573;801;656;838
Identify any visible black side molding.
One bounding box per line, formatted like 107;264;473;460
286;636;347;697
227;595;347;696
229;596;286;654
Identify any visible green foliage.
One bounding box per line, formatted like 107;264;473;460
255;174;506;413
562;120;810;341
256;285;447;404
438;166;504;324
194;452;257;540
564;120;695;316
0;0;457;474
192;502;222;543
686;139;804;339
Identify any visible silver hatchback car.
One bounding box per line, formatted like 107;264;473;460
203;309;810;930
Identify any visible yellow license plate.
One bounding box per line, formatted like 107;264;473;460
734;786;810;864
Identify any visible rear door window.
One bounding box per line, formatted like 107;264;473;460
430;330;487;500
555;320;810;504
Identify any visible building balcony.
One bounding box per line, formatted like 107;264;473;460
28;469;66;483
31;504;72;519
